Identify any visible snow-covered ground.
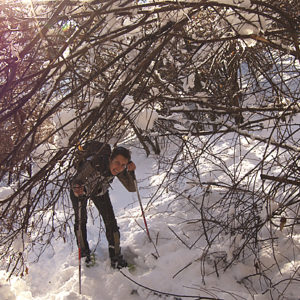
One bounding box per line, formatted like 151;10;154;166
1;145;300;300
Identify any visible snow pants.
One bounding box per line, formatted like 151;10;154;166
70;190;121;259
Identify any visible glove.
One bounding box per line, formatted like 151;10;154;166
127;161;136;172
72;184;85;197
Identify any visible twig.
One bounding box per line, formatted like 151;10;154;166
120;270;224;300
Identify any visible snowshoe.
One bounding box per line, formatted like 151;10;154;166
127;263;136;273
122;246;150;274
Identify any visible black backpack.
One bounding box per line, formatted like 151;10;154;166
74;141;111;171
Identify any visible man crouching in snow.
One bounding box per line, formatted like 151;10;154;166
70;143;136;269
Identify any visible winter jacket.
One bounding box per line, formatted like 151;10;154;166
71;144;136;197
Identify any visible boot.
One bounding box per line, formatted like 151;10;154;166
80;248;91;264
85;253;91;264
111;254;128;269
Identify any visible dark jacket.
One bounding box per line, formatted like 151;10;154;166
71;145;136;197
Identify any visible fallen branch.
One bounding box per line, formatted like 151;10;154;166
261;174;300;187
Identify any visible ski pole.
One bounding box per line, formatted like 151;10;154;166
133;176;151;242
77;198;82;294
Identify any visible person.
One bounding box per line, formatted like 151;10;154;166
70;143;136;269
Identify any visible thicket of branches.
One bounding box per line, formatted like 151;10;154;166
0;0;299;297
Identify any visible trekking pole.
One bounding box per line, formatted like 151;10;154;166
77;198;83;294
132;174;151;242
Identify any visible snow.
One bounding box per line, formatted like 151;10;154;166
0;186;14;201
121;96;159;131
134;109;158;131
52;109;77;148
121;95;135;111
1;2;299;299
182;73;195;92
1;142;300;300
216;0;252;8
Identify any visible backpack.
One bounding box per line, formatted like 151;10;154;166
74;141;111;171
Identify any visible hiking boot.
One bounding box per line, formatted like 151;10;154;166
111;255;128;269
80;248;90;258
85;254;91;264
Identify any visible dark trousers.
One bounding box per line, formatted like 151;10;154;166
70;190;120;259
